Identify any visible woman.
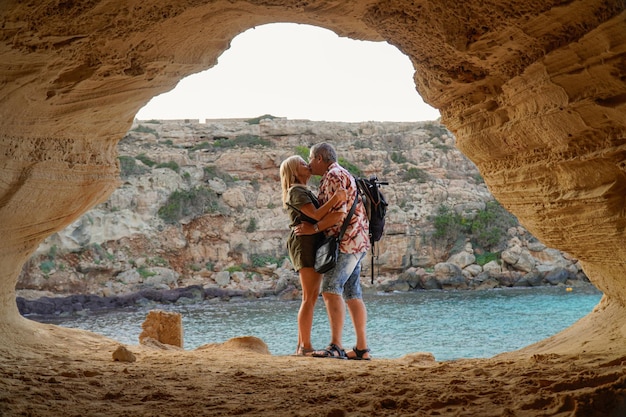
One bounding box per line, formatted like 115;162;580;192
280;155;346;356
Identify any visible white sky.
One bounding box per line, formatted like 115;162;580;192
136;23;440;123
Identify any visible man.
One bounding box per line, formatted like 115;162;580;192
295;142;371;360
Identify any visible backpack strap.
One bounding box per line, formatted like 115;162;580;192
337;193;358;241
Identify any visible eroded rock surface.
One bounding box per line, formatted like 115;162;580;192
1;1;626;415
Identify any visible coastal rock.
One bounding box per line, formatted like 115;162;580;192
214;271;231;287
482;261;502;274
434;263;467;290
139;310;184;348
112;345;136;363
15;119;590;299
448;251;476;269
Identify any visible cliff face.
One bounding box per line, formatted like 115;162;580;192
1;0;626;412
18;118;588;299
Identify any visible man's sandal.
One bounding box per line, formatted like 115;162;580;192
347;346;371;360
311;343;347;359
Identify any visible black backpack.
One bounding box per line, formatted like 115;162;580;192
355;175;388;283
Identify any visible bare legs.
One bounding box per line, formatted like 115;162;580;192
322;293;370;359
296;267;322;353
346;298;370;359
323;293;346;347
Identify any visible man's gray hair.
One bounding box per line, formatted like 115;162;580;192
311;142;337;163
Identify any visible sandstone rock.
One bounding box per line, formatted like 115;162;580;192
112;345;136;363
544;268;572;286
117;269;142;285
143;267;180;288
434;263;467;289
447;251;476;269
501;246;521;265
420;275;441;290
464;264;483;277
222;188;247;208
139;310;183;348
482;261;502;274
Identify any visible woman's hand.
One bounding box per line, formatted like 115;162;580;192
294;222;315;236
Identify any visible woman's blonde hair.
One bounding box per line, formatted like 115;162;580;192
280;155;306;208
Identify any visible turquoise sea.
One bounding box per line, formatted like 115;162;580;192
33;286;603;361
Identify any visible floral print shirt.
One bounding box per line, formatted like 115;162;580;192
318;162;370;254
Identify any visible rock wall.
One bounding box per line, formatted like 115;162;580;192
16;118;590;303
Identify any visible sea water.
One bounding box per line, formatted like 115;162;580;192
32;286;602;361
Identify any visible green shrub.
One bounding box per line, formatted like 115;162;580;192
245;114;277;125
119;155;149;178
246;218;258;233
136;153;156;167
423;122;449;138
251;254;281;267
226;265;243;273
137;267;156;278
403;167;430;183
295;145;310;160
431;201;519;255
148;256;169;267
158;186;221;224
338;157;362;177
432;205;467;244
155;161;180;172
470;201;518;250
213;134;271;148
132;125;158;136
39;260;55;274
433;143;451;152
475;252;500;266
391;152;408;164
190;141;212;151
203;165;234;183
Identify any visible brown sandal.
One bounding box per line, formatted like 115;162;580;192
295;345;315;356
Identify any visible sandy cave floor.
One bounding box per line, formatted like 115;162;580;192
1;320;626;417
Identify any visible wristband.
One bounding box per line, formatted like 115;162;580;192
313;223;320;233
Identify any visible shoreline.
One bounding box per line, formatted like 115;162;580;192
17;281;601;318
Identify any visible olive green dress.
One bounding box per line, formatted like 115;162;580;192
286;185;324;271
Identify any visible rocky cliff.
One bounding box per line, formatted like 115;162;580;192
17;118;589;303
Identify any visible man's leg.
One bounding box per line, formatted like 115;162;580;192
343;253;371;359
346;298;370;359
323;292;345;347
314;253;359;357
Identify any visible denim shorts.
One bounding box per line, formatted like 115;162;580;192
321;252;366;300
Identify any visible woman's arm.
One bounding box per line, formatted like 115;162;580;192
298;188;346;222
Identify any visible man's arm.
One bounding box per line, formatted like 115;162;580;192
295;211;345;236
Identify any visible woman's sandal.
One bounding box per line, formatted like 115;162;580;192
295;345;316;356
347;346;371;360
311;343;347;359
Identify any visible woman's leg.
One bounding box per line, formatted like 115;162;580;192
297;267;322;352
